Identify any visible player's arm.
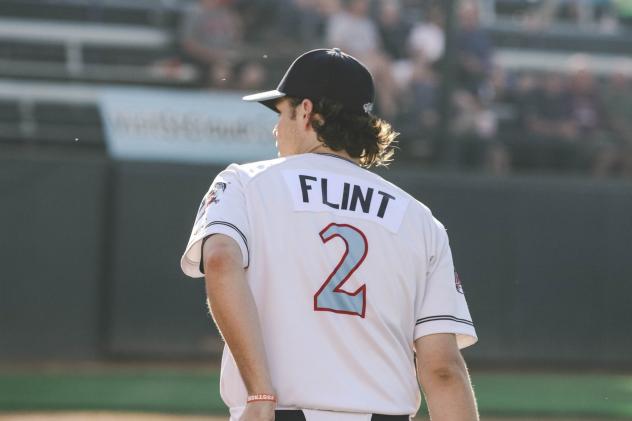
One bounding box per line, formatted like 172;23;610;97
203;234;275;420
415;333;479;421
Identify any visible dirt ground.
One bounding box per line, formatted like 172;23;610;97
0;413;616;421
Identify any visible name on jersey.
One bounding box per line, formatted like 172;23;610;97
282;169;409;233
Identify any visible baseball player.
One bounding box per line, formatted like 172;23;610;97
181;48;478;421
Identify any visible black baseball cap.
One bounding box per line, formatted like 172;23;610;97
243;48;375;115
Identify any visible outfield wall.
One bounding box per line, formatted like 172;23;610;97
2;151;631;366
0;151;107;360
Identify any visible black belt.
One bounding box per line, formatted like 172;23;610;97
275;410;409;421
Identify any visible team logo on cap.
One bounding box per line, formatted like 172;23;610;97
455;271;464;294
363;102;374;113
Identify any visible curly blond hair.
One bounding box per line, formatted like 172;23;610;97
289;97;399;168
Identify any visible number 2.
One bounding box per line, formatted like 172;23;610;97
314;223;368;318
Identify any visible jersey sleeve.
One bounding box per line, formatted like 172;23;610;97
180;164;250;278
414;218;477;349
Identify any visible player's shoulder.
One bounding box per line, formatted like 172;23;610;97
372;171;448;238
226;154;352;182
372;171;434;217
220;156;289;183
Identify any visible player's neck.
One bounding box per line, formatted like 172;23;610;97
303;144;359;164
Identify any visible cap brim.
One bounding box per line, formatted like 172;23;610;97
242;90;286;113
242;90;286;103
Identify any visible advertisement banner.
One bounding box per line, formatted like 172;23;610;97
99;87;278;164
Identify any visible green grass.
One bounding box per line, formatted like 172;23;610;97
470;372;632;419
0;370;225;414
0;370;631;418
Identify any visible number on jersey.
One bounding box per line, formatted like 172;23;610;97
314;223;368;318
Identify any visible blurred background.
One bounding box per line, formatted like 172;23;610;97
1;0;632;419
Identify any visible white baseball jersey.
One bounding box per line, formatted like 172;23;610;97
181;153;477;417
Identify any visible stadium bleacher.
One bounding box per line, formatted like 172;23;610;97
0;15;198;84
0;79;101;145
0;0;180;27
0;0;199;147
1;0;631;176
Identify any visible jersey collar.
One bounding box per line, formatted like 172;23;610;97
312;152;359;166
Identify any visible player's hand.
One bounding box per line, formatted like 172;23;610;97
238;401;276;421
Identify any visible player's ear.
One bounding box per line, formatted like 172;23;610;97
301;99;314;127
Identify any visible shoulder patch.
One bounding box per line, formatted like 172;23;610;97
207;182;227;206
196;181;228;222
455;271;464;294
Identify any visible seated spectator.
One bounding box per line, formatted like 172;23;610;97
326;0;399;118
326;0;378;56
410;60;439;127
407;5;445;65
527;73;576;140
179;0;244;87
504;72;538;133
566;66;621;175
377;0;413;61
277;0;329;46
493;72;538;171
568;68;605;135
595;69;632;176
234;0;278;43
521;73;579;170
594;0;620;33
451;88;505;173
603;70;632;143
455;1;493;97
490;66;517;125
396;56;439;159
521;0;618;32
483;65;520;173
391;5;444;111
